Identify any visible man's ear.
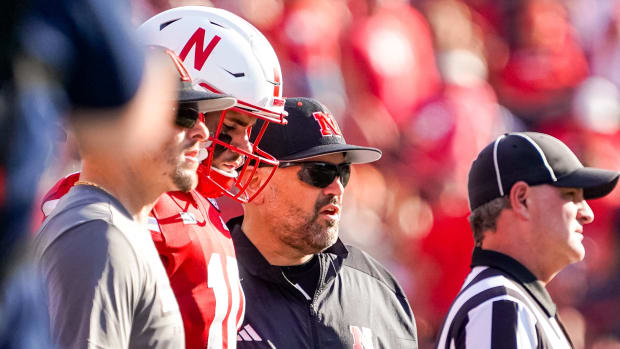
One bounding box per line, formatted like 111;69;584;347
243;166;270;205
509;181;530;220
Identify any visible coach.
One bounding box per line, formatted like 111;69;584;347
436;132;619;349
227;97;418;348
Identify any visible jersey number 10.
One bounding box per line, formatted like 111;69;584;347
207;253;244;349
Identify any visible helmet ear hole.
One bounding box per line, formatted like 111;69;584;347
209;20;225;28
160;18;181;31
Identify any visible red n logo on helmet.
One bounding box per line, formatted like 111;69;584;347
179;28;221;71
313;112;342;136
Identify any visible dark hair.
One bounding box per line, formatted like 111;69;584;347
469;196;511;246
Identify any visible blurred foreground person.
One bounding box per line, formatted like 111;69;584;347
0;0;153;346
34;49;236;348
436;132;619;349
229;97;418;348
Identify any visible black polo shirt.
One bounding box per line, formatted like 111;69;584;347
228;216;418;348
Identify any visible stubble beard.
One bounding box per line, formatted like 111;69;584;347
172;164;197;192
279;195;340;255
169;140;199;193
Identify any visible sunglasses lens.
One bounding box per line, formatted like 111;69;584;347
300;163;351;188
175;107;199;128
339;164;351;187
302;165;336;188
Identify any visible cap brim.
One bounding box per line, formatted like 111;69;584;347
277;144;382;164
179;88;236;113
194;97;236;113
553;167;620;199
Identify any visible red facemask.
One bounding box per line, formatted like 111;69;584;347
195;107;281;203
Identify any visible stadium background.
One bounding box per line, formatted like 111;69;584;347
38;0;620;348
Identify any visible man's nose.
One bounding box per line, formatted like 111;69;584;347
323;175;345;197
577;200;594;225
231;129;253;153
189;114;208;141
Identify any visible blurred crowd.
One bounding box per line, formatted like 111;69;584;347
19;0;620;348
143;1;620;348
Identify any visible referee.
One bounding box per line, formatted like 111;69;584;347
436;132;619;349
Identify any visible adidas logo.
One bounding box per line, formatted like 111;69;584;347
237;324;276;348
237;324;262;342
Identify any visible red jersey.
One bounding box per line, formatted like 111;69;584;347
40;174;246;349
151;190;245;349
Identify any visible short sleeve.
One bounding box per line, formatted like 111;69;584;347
39;220;141;348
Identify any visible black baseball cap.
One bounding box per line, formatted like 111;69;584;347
468;132;619;211
178;80;236;113
251;97;382;163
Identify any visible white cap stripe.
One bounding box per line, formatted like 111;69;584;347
493;135;506;196
513;134;557;182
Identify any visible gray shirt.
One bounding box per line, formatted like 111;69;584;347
33;185;184;349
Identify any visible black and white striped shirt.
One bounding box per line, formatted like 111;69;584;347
435;248;574;349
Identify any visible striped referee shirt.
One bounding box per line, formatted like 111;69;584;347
435;248;574;349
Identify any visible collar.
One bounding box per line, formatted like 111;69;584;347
228;216;348;284
471;247;557;316
167;190;198;210
72;184;132;219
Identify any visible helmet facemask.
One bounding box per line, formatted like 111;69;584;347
138;6;288;203
196;106;280;203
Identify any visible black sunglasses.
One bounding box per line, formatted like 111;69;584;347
279;161;351;188
174;106;204;128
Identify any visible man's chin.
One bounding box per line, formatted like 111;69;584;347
309;236;338;254
172;171;198;193
310;227;339;253
571;245;586;263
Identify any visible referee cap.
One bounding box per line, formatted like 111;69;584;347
250;97;382;164
468;132;619;211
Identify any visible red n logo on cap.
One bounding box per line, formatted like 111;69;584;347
313;112;342;136
179;28;221;71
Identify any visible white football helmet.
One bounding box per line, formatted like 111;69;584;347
138;6;286;203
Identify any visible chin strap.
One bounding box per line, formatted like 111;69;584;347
195;164;235;199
